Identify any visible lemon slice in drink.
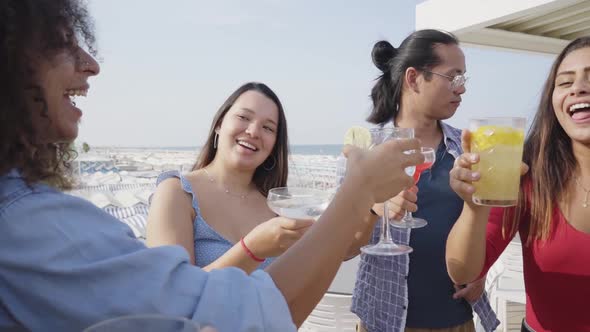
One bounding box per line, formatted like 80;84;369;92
472;125;524;151
343;126;372;149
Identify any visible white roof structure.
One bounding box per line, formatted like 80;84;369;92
416;0;590;54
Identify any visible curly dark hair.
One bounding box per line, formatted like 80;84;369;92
0;0;96;188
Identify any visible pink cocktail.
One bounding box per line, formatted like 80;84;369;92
413;161;434;183
391;147;436;229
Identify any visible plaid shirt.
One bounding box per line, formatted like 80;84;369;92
351;122;499;332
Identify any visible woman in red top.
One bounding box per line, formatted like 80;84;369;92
445;36;590;332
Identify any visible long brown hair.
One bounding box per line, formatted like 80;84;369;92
505;36;590;243
193;82;289;196
0;0;95;189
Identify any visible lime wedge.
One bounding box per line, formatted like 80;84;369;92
343;126;372;149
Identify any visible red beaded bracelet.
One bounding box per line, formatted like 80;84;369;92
240;238;265;262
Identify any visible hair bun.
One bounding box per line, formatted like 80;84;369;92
371;40;397;73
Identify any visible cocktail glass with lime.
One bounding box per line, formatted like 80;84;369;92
341;126;415;256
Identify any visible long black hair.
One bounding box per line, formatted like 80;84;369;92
367;29;458;125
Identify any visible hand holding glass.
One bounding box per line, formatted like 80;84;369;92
267;187;332;220
359;127;415;256
391;147;436;229
469;117;525;206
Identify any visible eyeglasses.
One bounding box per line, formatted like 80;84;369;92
423;70;468;90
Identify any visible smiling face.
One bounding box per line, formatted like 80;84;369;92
552;46;590;145
29;44;100;143
216;90;279;171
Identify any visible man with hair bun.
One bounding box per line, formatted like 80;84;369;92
351;30;499;332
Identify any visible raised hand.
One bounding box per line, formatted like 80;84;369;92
372;186;419;221
453;276;486;303
243;217;314;258
449;130;528;206
342;138;423;205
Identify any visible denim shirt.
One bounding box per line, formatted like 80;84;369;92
351;122;500;332
0;170;295;332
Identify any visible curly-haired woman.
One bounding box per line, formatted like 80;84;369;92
0;1;424;330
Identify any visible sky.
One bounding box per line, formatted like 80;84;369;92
76;0;556;147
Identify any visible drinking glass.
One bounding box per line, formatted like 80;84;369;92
83;314;203;332
391;147;436;229
360;127;415;256
470;117;526;206
267;187;332;220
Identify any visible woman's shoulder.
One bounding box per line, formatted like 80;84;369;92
156;170;182;186
155;170;202;193
151;171;183;199
150;171;201;220
154;170;203;196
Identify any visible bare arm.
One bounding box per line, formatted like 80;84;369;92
272;179;373;326
343;187;420;260
287;211;377;326
201;242;263;274
147;178;196;264
446;130;521;285
344;212;378;260
266;139;422;326
444;130;491;285
147;178;264;273
446;202;490;284
202;216;313;274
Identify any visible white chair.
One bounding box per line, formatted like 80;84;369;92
299;292;359;331
122;214;148;240
485;237;526;332
114;190;141;207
